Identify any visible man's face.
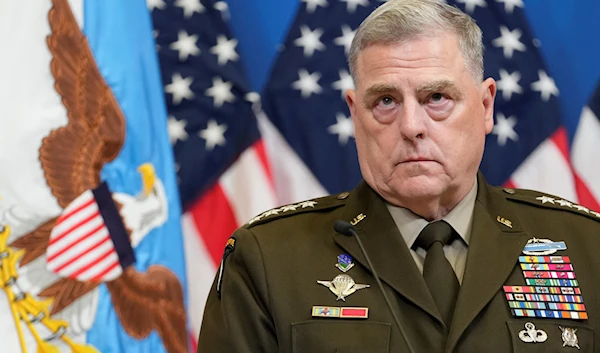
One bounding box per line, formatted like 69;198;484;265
346;32;496;208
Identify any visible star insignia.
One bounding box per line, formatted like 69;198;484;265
536;196;556;204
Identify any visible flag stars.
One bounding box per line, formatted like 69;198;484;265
496;0;524;14
292;69;323;98
456;0;487;13
328;113;355;145
294;25;326;58
199;120;227;150
492;113;519;146
334;25;356;55
492;26;526;59
332;70;354;99
175;0;205;18
210;35;239;65
302;0;328;13
496;69;523;101
205;76;236;107
165;73;195;105
147;0;166;11
168;116;188;144
531;70;559;101
341;0;369;13
170;31;200;61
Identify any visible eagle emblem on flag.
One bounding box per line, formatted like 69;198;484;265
0;0;187;352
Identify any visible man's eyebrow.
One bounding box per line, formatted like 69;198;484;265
363;83;402;105
416;80;462;99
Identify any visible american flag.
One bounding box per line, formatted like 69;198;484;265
149;0;600;348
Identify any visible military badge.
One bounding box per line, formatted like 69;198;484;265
317;274;370;301
559;326;580;349
335;254;355;272
518;322;548;343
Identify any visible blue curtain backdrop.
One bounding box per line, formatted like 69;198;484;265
226;0;600;142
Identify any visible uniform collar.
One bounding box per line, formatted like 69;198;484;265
386;179;478;249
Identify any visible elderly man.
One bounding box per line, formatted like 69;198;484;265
197;0;600;352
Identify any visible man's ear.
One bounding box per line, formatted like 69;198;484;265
346;89;357;119
481;77;497;134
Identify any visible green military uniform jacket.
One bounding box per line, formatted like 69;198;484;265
197;173;600;353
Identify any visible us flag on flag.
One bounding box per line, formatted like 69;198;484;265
149;0;600;348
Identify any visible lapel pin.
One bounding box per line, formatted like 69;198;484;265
335;254;355;273
519;322;548;343
559;326;580;349
497;216;513;228
350;213;366;226
317;274;370;301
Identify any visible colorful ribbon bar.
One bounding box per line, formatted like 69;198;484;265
511;309;588;320
522;271;576;279
520;263;574;271
509;301;547;310
505;293;584;303
525;279;578;287
311;306;368;319
519;256;571;263
547;303;586;312
503;286;581;295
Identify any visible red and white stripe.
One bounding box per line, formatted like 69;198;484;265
46;190;122;282
506;127;600;210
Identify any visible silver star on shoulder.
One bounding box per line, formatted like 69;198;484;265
168;116;188;144
492;113;519;146
147;0;166;11
292;69;323;98
294;25;326;58
328;113;355;145
341;0;369;13
332;70;354;99
555;200;574;208
573;205;590;213
317;274;370;301
536;196;556;204
334;25;356;55
531;70;559;102
205;76;236;107
497;69;523;101
299;200;318;208
210;35;239;65
199;119;227;150
591;211;600;218
175;0;205;18
165;73;195;105
496;0;524;14
456;0;487;13
302;0;329;13
492;25;526;59
170;31;200;61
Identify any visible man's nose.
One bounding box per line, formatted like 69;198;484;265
398;100;427;141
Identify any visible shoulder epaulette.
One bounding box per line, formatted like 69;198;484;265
243;192;350;228
501;187;600;223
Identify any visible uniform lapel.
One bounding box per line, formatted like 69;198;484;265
332;181;443;324
446;173;529;352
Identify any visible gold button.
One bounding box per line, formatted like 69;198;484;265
503;188;516;195
337;192;350;200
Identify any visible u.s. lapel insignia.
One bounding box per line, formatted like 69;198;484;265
559;326;580;349
497;216;513;228
518;322;548;343
335;254;355;273
350;213;366;226
317;274;370;301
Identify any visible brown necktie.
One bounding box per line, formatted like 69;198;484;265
414;220;460;325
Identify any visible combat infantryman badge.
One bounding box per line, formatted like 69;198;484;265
335;254;355;272
559;326;580;349
518;322;548;343
317;274;370;301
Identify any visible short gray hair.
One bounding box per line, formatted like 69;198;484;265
348;0;483;82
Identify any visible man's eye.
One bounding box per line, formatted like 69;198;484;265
377;96;395;107
430;93;445;102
